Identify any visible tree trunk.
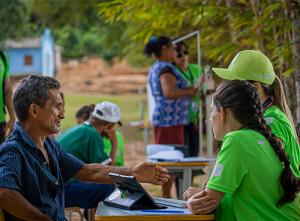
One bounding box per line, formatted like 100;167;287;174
281;0;297;119
290;0;300;133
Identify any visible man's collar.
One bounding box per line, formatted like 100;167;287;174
13;122;39;149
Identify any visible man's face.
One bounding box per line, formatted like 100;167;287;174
36;89;65;134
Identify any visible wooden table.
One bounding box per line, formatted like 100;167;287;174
95;202;215;221
156;161;210;199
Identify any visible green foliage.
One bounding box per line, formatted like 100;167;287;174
0;0;29;46
96;0;297;74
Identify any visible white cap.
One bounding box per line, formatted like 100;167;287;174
92;101;121;123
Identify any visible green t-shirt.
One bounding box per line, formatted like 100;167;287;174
264;105;300;178
175;64;205;123
0;52;10;122
216;105;300;221
103;131;124;167
57;122;108;182
207;129;300;221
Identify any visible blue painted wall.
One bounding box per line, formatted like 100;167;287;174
6;29;54;77
41;28;54;77
6;48;42;76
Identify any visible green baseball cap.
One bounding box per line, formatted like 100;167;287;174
212;50;275;85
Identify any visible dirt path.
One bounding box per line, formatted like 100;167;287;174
56;58;149;95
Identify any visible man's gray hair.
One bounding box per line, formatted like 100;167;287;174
13;75;60;122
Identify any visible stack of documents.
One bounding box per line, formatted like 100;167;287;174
146;144;216;162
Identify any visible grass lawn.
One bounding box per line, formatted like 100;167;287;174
62;94;152;141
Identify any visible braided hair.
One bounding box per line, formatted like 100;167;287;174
213;80;300;207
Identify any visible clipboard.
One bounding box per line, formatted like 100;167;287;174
103;173;167;210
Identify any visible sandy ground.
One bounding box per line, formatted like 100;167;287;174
56;58;149;95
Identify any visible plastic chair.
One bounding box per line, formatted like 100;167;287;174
64;207;83;221
0;208;5;221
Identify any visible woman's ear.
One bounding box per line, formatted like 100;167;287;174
220;107;226;122
161;45;167;53
253;82;261;91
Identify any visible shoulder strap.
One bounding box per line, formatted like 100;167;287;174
0;51;6;115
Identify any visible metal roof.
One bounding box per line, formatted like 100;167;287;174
5;37;62;49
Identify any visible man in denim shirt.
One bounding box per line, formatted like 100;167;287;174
0;75;170;221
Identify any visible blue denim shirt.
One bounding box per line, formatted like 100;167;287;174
0;122;85;221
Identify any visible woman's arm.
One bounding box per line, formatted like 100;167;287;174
187;188;225;215
160;73;198;99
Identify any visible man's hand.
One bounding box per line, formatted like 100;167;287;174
183;187;201;201
187;191;216;215
131;162;170;185
101;129;117;143
107;159;116;166
101;129;118;164
4;118;14;138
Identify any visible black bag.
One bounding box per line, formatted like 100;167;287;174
0;51;7;114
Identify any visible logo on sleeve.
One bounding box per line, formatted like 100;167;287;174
264;117;274;124
257;140;265;145
212;164;223;177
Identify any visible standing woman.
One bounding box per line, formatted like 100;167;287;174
144;36;198;198
212;50;300;178
173;40;205;157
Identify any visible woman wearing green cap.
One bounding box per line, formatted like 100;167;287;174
184;50;300;220
212;50;300;179
187;80;300;220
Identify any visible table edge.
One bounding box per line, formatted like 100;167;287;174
156;162;210;166
95;214;215;220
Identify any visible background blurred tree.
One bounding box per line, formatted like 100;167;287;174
0;0;131;64
30;0;130;63
0;0;29;47
97;0;300;133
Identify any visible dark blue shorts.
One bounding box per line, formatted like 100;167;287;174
64;180;115;209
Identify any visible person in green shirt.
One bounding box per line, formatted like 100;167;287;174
173;40;205;157
0;51;15;144
187;80;300;220
184;50;300;221
74;103;125;167
103;130;124;167
58;101;120;213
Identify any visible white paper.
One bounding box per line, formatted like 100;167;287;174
148;150;184;161
101;158;112;165
180;157;217;162
146;144;175;156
